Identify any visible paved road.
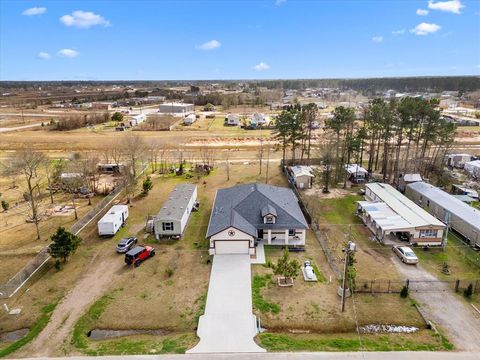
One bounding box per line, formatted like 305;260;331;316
392;256;480;351
188;255;265;353
11;351;480;360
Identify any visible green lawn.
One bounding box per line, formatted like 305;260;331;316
252;274;281;314
257;331;453;352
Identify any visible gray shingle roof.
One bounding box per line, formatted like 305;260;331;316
261;204;277;217
207;183;308;238
157;183;197;221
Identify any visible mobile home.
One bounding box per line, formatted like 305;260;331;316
406;182;480;248
154;184;197;239
97;205;129;236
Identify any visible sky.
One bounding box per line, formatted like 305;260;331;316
0;0;479;80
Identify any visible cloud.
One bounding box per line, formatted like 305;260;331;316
60;10;111;28
253;62;270;71
22;7;47;16
37;52;51;60
416;9;429;16
275;0;287;5
57;49;80;58
410;22;441;35
428;0;464;14
392;29;406;35
372;36;383;43
197;40;221;50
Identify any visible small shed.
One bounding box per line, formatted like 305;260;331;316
184;114;197;125
398;173;422;192
345;164;368;183
289;165;314;189
154;184;197;239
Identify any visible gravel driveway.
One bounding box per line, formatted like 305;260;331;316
392;255;480;351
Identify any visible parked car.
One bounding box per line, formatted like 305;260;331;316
125;245;155;267
116;237;138;253
392;245;418;264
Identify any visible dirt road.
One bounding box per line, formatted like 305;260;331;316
392;256;480;351
17;253;124;357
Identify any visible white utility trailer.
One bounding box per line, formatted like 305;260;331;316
97;205;129;236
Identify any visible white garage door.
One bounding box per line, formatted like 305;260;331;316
215;240;250;255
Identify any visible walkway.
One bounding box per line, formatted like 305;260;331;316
188;255;265;353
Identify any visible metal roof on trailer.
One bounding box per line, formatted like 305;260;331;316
366;183;444;228
157;183;197;221
407;182;480;230
358;201;414;232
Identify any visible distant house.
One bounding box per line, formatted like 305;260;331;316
206;184;309;255
91;102;113;111
184;114;197;125
159;103;194;114
251;113;267;126
465;160;480;178
287;165;314;189
154;184;197;239
445;153;472;168
398;173;422;193
225;114;240;126
203;103;216;112
345;164;368;183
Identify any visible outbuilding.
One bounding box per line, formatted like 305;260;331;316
159;103;194;114
345;164;368;183
398;173;423;192
183;114;197;125
464;160;480;178
445;153;472;168
154;184;198;239
406;182;480;248
97;205;129;236
288;165;314;189
225;114;240;126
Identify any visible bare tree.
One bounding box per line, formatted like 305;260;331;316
3;149;47;239
121;133;147;178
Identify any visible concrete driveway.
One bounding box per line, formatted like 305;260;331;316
188;255;265;353
392;255;480;351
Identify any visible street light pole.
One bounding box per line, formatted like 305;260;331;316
341;236;355;313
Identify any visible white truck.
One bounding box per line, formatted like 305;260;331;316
97;205;129;236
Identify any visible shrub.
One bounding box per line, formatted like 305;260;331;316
142;176;153;195
464;283;473;298
400;285;409;298
165;267;174;278
1;200;9;211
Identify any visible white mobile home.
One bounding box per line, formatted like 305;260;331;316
184;114;197;125
154;184;197;239
359;183;446;246
97;205;129;236
445;153;472;168
345;164;368;183
406;182;480;248
464;160;480;178
129;114;146;127
225;114;240;126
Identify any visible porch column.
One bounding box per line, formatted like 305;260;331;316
268;229;272;245
285;229;289;245
301;229;306;243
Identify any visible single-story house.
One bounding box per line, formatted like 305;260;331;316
398;173;423;192
154;183;197;239
288;165;314;189
345;164;368;183
184;114;197;125
464;160;480;178
251;113;267;126
406;182;480;248
358;183;446;246
225;114;240;126
206;184;309;255
445;153;472;168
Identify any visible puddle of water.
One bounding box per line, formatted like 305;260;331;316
87;328;169;340
0;328;29;342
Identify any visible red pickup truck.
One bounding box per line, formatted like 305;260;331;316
125;245;155;267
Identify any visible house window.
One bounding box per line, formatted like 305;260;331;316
288;229;296;236
427;200;430;207
162;222;174;231
419;229;437;238
266;215;274;224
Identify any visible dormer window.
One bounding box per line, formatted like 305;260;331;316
261;204;277;224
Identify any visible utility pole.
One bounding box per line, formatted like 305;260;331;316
265;145;270;184
341;235;355;313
